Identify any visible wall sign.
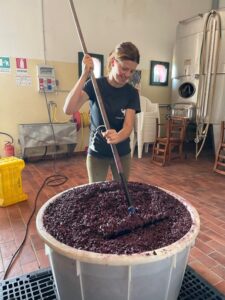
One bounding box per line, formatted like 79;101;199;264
15;57;31;86
0;56;11;73
16;75;32;86
16;57;28;75
16;58;27;70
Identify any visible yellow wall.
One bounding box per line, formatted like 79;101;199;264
141;69;171;103
0;58;90;157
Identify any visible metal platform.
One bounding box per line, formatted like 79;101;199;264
0;266;224;300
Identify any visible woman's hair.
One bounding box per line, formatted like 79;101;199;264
107;42;140;73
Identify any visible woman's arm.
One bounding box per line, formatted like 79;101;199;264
63;54;93;115
102;109;136;144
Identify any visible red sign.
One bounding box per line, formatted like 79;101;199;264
16;58;27;69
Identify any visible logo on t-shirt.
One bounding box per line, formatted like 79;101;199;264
121;108;126;116
116;108;126;120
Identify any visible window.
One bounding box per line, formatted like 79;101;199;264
129;70;141;90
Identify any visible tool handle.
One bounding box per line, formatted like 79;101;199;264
68;0;134;209
69;0;88;54
69;0;111;130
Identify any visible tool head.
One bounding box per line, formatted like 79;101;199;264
128;206;136;214
98;211;169;239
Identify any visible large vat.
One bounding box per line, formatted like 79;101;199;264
36;184;200;300
171;9;225;151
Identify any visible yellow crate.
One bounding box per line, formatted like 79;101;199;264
0;157;28;207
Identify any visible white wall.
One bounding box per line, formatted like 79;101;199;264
0;0;213;157
0;0;212;66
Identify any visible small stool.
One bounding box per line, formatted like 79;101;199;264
0;157;27;207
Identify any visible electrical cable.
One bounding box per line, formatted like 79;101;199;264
3;89;68;280
0;132;14;143
3;173;67;280
24;146;48;163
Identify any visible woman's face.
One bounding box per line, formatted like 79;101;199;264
110;58;138;86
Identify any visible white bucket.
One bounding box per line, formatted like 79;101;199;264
36;184;200;300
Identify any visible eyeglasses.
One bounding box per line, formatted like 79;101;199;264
114;58;135;76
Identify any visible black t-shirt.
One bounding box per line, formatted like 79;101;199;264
83;77;140;158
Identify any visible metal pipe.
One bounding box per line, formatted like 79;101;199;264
41;0;47;64
212;0;219;10
195;11;221;158
204;18;216;120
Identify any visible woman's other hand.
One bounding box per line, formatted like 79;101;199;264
102;129;121;144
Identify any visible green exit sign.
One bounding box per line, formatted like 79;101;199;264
0;57;10;70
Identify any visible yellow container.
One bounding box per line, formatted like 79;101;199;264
0;157;28;207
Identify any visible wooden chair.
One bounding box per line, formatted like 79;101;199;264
152;117;188;166
213;121;225;175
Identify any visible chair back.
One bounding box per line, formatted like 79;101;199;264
152;116;188;166
139;96;159;114
167;117;188;141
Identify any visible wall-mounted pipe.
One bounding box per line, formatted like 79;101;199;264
212;0;219;10
41;0;47;64
195;10;221;158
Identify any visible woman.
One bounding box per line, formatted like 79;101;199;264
64;42;140;183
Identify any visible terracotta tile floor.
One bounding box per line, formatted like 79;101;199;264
0;148;225;296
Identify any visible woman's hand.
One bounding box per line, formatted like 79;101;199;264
101;109;136;144
102;129;120;144
82;54;94;75
63;54;92;115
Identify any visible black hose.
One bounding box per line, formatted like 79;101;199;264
3;174;68;280
3;87;69;280
0;132;14;143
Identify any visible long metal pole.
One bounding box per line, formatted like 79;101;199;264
68;0;135;213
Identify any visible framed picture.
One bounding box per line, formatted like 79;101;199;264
129;69;141;90
78;52;104;78
150;61;169;86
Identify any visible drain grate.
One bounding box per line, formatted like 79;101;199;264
0;266;224;300
0;268;56;300
178;266;225;300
